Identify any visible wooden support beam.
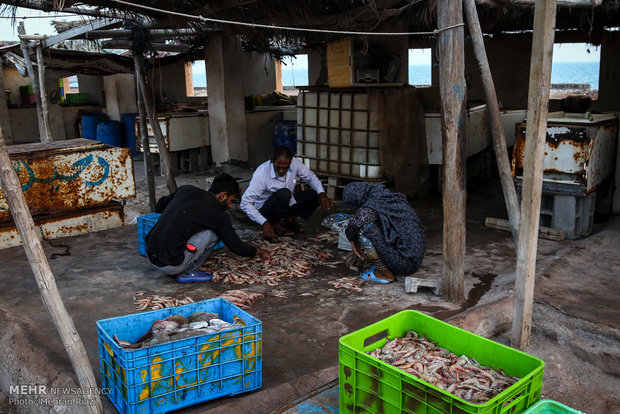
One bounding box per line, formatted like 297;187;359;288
85;28;198;39
103;41;190;52
35;44;54;142
41;18;120;49
0;129;103;413
512;0;557;349
135;65;157;211
463;0;520;246
18;23;49;143
133;52;178;194
437;0;467;304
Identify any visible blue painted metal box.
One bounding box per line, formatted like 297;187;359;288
97;298;262;413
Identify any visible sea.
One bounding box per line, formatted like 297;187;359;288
193;61;600;90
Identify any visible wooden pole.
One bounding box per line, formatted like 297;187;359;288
35;44;54;142
134;64;157;211
511;0;557;348
132;52;177;193
17;23;48;143
437;0;467;304
0;129;103;413
463;0;520;246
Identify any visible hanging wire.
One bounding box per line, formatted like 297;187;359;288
108;0;462;37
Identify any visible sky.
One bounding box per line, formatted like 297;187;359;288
0;8;64;41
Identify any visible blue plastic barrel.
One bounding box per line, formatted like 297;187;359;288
81;113;108;140
274;120;297;155
96;120;123;147
121;112;139;155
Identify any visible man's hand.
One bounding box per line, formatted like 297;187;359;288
351;239;367;261
262;222;276;240
255;248;271;260
318;193;333;210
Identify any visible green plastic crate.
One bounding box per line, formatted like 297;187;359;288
339;310;545;414
522;400;584;414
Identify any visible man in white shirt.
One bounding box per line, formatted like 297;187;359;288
241;146;333;239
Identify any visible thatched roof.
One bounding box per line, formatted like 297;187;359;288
2;0;620;56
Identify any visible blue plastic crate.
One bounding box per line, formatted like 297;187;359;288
137;213;161;256
97;298;262;414
137;213;226;257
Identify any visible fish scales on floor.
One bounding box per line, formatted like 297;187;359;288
113;312;244;350
368;330;520;404
201;234;338;286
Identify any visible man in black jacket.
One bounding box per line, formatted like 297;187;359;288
146;173;270;282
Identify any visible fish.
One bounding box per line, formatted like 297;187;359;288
200;236;337;286
368;330;520;404
134;294;194;311
114;313;244;350
218;290;264;309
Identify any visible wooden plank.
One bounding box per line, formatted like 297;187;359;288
327;38;353;88
0;129;103;413
463;0;520;246
35;44;54;142
17;22;48;143
135;62;157;211
41;18;120;48
512;0;557;349
437;0;467;304
485;217;565;241
133;52;178;193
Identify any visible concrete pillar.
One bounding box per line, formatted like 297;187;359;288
205;34;248;164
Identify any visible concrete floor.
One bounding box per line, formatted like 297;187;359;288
0;162;619;414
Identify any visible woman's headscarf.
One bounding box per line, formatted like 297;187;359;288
342;182;424;258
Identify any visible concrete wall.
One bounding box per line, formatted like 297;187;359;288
76;75;104;106
307;46;326;86
153;61;205;105
246;111;283;167
103;74;137;121
241;51;277;96
465;33;533;110
595;31;620;112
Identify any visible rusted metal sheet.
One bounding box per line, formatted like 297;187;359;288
0;139;135;223
512;112;618;194
0;204;124;249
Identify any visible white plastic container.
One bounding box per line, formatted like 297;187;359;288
297;91;381;179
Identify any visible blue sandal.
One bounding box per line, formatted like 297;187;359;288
176;271;213;283
359;266;391;284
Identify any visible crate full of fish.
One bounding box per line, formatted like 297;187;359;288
339;310;544;414
97;298;262;414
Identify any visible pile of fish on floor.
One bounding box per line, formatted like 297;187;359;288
200;233;341;286
368;330;520;404
113;312;245;350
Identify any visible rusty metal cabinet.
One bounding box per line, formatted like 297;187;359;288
0;139;135;248
512;112;618;195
